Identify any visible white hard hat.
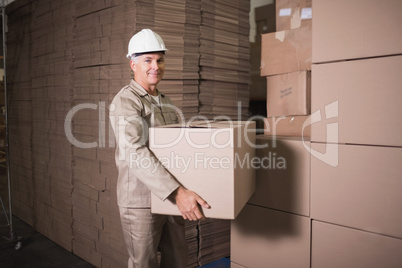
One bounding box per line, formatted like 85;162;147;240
126;29;168;59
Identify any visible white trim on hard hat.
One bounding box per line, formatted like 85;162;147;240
126;29;168;59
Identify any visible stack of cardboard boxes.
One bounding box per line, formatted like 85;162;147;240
310;0;402;266
232;0;313;267
231;135;311;267
261;0;312;129
231;0;402;267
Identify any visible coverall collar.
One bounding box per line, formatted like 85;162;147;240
129;79;165;98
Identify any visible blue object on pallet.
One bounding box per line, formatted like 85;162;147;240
198;257;230;268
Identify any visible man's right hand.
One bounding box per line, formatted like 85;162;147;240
170;186;210;221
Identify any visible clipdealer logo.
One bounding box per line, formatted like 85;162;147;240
302;100;339;167
128;151;287;174
64;100;339;168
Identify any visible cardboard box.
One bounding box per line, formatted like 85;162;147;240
312;220;402;268
231;204;311;267
276;0;312;31
266;70;311;116
311;55;402;147
264;115;311;137
312;0;402;63
311;143;402;239
248;136;310;216
261;23;311;76
150;121;256;219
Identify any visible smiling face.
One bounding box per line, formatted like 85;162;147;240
131;52;165;95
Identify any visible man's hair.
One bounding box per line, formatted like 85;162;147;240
131;55;139;63
130;51;166;64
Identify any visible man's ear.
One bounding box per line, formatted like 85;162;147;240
130;60;136;72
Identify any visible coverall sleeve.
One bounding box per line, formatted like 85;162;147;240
115;92;180;202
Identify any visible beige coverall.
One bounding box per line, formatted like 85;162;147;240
110;79;187;268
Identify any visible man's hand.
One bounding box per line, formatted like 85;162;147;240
170;186;210;221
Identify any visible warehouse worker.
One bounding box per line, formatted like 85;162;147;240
109;29;210;268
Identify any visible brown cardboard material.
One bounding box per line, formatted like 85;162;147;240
264;115;311;137
248;136;310;216
276;0;312;31
150;121;256;219
311;55;402;147
266;70;311;116
198;218;230;265
312;220;402;267
48;219;73;251
312;0;402;63
231;204;310;267
311;143;402;239
261;23;311;76
73;235;102;267
74;220;99;241
231;262;246;268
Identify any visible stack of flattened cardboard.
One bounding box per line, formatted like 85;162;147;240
71;1;132;266
135;0;201;118
0;84;6;209
6;0;76;251
185;220;199;268
35;1;76;251
4;0;35;227
198;219;231;266
199;0;251;119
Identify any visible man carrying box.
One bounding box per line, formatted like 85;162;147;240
110;29;210;268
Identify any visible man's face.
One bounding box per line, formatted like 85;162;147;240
131;52;165;91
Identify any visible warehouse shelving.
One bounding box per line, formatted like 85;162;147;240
0;2;22;251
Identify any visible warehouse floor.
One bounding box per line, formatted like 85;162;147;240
0;216;93;267
0;216;230;268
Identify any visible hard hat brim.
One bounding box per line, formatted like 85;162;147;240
126;50;167;59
